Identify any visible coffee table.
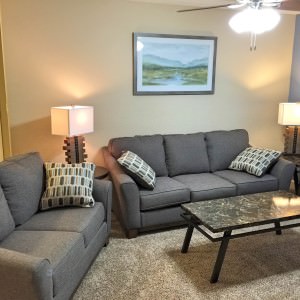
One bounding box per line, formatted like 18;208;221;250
181;190;300;283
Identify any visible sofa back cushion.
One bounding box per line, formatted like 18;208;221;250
206;129;249;172
0;152;44;225
108;135;168;176
0;185;15;241
164;133;210;176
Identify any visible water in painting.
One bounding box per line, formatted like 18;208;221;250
140;38;210;87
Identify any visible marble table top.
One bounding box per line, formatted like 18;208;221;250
182;191;300;233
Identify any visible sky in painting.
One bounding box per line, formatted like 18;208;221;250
139;36;210;64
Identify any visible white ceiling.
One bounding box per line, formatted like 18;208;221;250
129;0;234;7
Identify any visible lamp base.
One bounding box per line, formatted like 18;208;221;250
284;126;299;154
63;136;88;164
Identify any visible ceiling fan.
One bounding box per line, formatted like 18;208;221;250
177;0;300;51
177;0;300;13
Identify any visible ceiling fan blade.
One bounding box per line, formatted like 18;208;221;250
228;3;247;9
177;4;234;13
278;0;300;11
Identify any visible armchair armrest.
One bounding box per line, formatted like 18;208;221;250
103;147;141;231
269;158;295;190
93;179;112;233
0;248;52;300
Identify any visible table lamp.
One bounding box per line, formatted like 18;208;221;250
278;102;300;154
51;105;94;163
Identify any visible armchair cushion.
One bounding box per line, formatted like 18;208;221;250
40;162;95;210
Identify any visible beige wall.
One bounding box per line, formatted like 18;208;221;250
0;0;295;165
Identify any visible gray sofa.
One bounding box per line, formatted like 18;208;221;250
103;129;295;238
0;152;112;300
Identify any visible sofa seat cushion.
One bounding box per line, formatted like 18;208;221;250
108;134;168;176
139;177;190;211
0;230;85;297
16;202;105;247
173;173;236;202
0;186;15;241
164;133;210;176
0;152;44;225
206;129;249;172
214;170;278;195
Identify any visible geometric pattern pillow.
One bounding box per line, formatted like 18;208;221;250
229;147;281;177
40;162;95;210
117;151;156;190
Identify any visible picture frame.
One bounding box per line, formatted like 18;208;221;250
133;32;217;95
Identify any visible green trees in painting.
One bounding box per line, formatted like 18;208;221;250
142;54;208;86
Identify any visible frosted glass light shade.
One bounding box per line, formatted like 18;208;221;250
51;105;94;137
278;103;300;126
229;8;281;34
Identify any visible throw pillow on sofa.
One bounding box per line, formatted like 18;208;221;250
40;162;95;210
117;150;156;190
229;147;281;177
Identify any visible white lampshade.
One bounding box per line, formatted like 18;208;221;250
229;8;281;34
51;105;94;137
278;103;300;126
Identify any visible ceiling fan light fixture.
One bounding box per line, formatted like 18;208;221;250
229;7;281;34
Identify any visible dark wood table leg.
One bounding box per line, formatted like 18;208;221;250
210;230;232;283
274;220;282;235
181;223;194;253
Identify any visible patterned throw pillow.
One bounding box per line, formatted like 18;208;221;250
117;151;156;190
40;162;95;210
229;147;281;177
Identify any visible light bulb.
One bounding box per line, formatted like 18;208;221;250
229;7;281;34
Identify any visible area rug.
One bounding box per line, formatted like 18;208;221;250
73;217;300;300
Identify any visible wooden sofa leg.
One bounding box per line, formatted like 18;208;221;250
126;229;138;239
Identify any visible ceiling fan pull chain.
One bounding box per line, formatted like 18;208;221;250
250;32;257;51
253;32;257;51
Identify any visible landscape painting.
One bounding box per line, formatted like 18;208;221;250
133;33;217;95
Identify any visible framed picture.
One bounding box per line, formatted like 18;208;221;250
133;32;217;95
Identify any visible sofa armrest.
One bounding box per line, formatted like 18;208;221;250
0;248;53;300
93;179;112;213
269;158;295;190
103;147;141;231
93;179;112;233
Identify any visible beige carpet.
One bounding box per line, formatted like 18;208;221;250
73;217;300;300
